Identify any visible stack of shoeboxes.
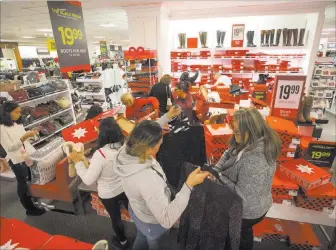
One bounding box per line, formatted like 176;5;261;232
272;169;299;205
204;124;233;164
254;218;321;249
90;193;132;222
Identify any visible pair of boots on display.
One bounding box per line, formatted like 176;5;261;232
178;33;186;49
246;31;256;47
297;96;313;123
216;30;226;48
199;31;208;48
260;29;281;47
282;28;306;46
255;74;270;84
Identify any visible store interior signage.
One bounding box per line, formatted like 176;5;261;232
100;41;107;56
304;142;336;168
231;24;245;47
36;48;50;55
47;1;90;72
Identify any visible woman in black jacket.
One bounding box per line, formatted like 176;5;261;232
149;74;174;117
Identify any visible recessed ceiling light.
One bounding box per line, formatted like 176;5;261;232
22;36;34;39
37;29;52;32
100;24;116;27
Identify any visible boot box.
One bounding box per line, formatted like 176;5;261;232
253;218;289;242
231;59;244;65
279;158;331;190
232;65;244;71
295;192;335;213
324;89;334;98
272;193;294;205
283;221;321;250
204;123;232;147
272;169;299;196
225;50;249;57
314;90;324;98
327;79;336;88
280;148;296;159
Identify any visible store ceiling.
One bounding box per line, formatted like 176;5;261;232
0;0;335;46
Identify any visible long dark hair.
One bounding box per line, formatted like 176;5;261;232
126;120;162;163
85;104;103;120
0;101;21;127
96;117;124;149
230;108;281;164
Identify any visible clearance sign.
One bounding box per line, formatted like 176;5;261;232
47;1;90;72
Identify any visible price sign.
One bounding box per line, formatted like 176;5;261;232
271;76;306;120
252;91;266;101
46;38;56;52
304;142;336;168
231;24;245;47
100;41;107;56
47;1;90;72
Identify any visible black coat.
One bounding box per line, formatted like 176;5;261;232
178;163;243;250
149;83;174;115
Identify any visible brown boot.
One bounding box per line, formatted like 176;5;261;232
297;97;306;123
303;96;313;123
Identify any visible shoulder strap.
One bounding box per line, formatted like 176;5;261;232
98;149;106;158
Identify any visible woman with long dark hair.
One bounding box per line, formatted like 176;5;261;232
85;104;103;120
68;117;129;249
0;101;45;216
214;108;281;250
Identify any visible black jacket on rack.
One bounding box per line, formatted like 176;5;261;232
149;82;174;115
178;162;243;250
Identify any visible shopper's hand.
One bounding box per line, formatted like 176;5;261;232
186;167;210;188
68;151;86;164
167;105;182;119
24;130;38;138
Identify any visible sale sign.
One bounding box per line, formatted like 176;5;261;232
100;41;107;56
304;142;336;168
231;24;245;47
47;1;90;72
271;75;306;121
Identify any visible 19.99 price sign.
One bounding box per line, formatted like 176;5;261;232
271;76;306;120
304;143;336;168
48;1;90;72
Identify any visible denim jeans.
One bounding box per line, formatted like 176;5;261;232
129;206;167;250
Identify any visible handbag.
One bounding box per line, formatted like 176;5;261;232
40;83;57;94
8;89;28;102
57;115;73;126
38;121;57;136
55;97;71;109
26;87;44;99
52;80;67;91
21;106;34;125
166;85;172;110
32;107;49;119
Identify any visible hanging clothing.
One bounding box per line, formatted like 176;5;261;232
178;162;243;250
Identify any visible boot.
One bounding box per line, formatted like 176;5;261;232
178;33;183;48
203;32;208;48
287;29;293;46
249;31;256;47
270;29;275;46
265;30;270;46
220;31;226;47
181;33;186;48
282;28;288;46
303;96;313;123
256;74;267;84
293;28;298;46
275;29;282;46
260;30;265;46
298;28;305;46
297;97;306;123
216;30;221;48
199;32;205;48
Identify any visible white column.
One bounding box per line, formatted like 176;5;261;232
124;3;170;76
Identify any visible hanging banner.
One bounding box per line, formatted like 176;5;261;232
271;75;306;121
46;38;56;52
231;24;245;47
304;142;336;168
100;41;107;56
47;1;90;72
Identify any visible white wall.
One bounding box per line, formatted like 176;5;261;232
18;46;57;58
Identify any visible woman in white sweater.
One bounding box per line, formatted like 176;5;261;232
0;101;44;216
69;117;130;249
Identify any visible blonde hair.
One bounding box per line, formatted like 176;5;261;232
159;74;172;85
120;93;133;105
231;108;281;164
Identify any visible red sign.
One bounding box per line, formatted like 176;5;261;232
61;119;98;143
271;75;306;121
231;24;245;47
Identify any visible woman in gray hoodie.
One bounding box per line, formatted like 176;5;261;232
214;108;281;250
115;113;210;250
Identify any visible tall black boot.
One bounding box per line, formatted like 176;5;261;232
216;30;221;48
282;28;288;46
220;31;226;47
293;28;299;46
275;29;282;46
270;29;275;46
256;74;267;84
298;28;305;46
178;33;183;49
260;30;265;47
287;29;293;46
265;30;270;46
250;31;256;47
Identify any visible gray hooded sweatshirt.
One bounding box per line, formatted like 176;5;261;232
114;145;192;229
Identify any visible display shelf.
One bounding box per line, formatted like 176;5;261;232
77;91;104;96
266;203;336;227
31;122;75;146
20;90;68;105
172;46;308;51
76;78;103;83
24;108;72;129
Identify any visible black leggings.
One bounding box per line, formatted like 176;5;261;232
240;214;266;250
8;160;36;211
100;192;129;242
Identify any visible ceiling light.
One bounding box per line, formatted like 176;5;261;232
0;39;17;42
92;41;99;44
94;36;104;38
22;36;34;39
37;29;52;32
100;24;116;27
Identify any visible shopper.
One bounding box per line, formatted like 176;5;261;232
149;74;174;116
0;101;45;216
114;109;210;250
68;117;129;249
213;107;281;250
85;104;103;120
213;72;232;87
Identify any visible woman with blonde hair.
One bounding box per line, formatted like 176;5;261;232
149;74;174;116
115;109;210;250
213;107;281;250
